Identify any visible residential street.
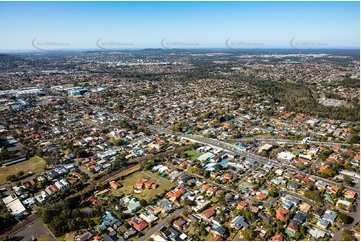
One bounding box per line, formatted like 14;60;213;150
138;207;185;241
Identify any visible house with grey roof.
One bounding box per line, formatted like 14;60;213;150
317;219;330;229
322;210;337;223
119;196;141;214
231;215;249;229
309;228;327;239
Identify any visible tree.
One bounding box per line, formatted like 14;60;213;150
304;191;322;202
320;168;335;178
337;213;353;224
242;228;253;240
343;176;354;186
217;196;227;206
203;170;210;178
144;162;155;171
338;203;346;210
113;139;125;146
17;171;24;177
303;144;310;150
184;199;192;206
0;147;10;162
348;135;360;144
343;229;355;241
75;149;87;158
140;199;147;207
300;226;308;238
6;175;16;182
172;121;187;132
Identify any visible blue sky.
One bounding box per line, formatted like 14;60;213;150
0;1;359;50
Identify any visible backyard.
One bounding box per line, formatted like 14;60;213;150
112;170;176;202
184;149;200;161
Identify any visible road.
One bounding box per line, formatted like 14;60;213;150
65;101;360;239
0;213;39;237
332;198;360;241
175;132;360;194
69;101;358;193
227;138;356;147
137;207;185;241
8;216;56;241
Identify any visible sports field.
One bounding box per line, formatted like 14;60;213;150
0;156;46;185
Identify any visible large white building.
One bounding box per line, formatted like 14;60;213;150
2;194;26;216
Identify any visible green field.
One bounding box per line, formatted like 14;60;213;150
185;149;200;161
113;171;175;202
0;156;46;185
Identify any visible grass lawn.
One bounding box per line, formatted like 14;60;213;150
185;149;200;161
37;234;51;241
56;234;66;241
211;196;219;203
254;134;276;138
199;232;215;241
0;156;46;185
113;171;175;202
64;231;76;241
240;181;257;189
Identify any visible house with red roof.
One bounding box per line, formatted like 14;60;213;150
136;180;146;189
144;181;153;189
213;236;224;241
344;190;357;199
201;184;210;192
207;187;218;196
110;181;122;189
200;207;216;220
237;201;248;210
68;178;78;185
257;192;267;201
272;234;283;241
276;207;288;222
129;217;148;231
49;185;59;193
302;177;311;183
223;173;233;181
71;171;83;178
166;187;186;202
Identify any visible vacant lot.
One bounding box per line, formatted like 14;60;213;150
113;170;175;202
0;156;46;185
240;181;258;189
184;149;200;161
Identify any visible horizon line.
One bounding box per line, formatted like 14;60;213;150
0;47;360;53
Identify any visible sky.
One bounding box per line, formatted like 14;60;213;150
0;1;359;51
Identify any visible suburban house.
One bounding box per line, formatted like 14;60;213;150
200;207;216;220
231;215;249;229
109;181;122;189
276;207;288;222
173;217;187;230
119;195;141;214
140;211;158;224
285;220;298;237
129;217;148;231
166;187;186;202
